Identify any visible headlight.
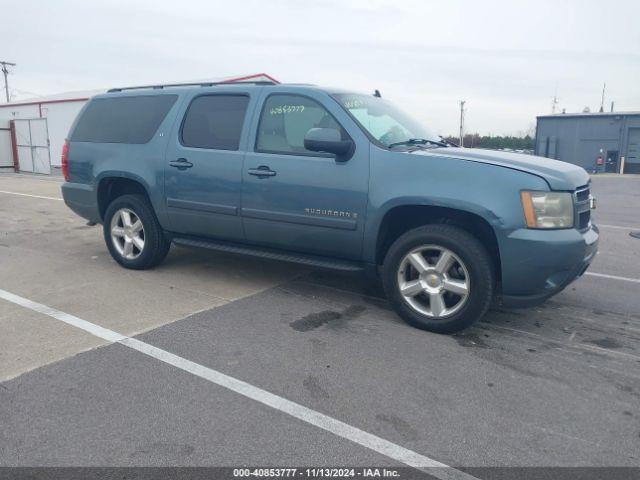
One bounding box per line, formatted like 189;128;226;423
520;191;574;229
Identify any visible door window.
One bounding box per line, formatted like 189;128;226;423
181;95;249;150
256;94;346;155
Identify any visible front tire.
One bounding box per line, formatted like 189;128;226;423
382;224;494;334
103;194;170;270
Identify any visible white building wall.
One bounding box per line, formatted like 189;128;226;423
39;101;87;166
0;104;40;120
0;100;87;167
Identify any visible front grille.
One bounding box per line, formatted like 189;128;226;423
574;184;591;230
575;186;590;202
579;210;591;230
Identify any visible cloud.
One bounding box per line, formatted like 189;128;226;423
2;0;638;135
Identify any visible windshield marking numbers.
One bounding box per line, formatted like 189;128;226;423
270;105;305;115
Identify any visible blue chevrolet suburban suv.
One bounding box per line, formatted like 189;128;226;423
61;81;598;333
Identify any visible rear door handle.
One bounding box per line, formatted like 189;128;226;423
169;158;193;170
248;165;276;178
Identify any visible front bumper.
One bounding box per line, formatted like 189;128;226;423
499;224;599;308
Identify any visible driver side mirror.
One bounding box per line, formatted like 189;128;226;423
304;128;354;161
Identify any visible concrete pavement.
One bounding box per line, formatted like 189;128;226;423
1;172;639;475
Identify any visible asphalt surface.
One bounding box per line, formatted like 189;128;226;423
0;172;639;477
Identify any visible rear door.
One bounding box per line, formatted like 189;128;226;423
241;91;370;260
164;91;255;239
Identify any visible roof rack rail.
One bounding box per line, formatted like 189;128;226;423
107;80;276;93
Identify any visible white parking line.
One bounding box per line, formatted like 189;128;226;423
598;224;640;230
0;190;63;201
585;272;640;284
0;288;477;480
0;172;64;182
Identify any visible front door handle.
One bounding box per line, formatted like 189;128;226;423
248;165;276;178
169;158;193;170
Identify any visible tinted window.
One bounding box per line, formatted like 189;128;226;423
181;95;249;150
71;95;177;144
256;94;345;155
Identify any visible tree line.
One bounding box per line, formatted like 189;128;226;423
442;134;535;151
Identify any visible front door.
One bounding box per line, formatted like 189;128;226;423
241;92;369;260
164;93;253;240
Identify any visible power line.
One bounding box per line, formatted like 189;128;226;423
0;60;17;103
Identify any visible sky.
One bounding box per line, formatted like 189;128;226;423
2;0;639;136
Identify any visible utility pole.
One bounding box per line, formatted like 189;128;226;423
459;100;466;147
551;87;559;114
550;82;560;114
599;82;606;112
0;60;16;103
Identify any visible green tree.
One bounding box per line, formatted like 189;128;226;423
442;134;534;151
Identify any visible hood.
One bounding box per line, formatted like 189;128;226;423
413;147;589;191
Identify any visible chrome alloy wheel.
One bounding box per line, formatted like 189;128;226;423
110;208;145;260
397;245;470;318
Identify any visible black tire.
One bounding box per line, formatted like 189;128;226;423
382;224;494;334
103;194;170;270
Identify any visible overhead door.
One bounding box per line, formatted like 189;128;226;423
13;118;51;175
626;128;640;174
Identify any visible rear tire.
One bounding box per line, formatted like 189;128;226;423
103;194;170;270
382;224;494;334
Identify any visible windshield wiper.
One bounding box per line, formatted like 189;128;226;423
439;136;459;147
387;138;448;149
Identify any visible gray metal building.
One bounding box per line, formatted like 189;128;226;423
535;111;640;174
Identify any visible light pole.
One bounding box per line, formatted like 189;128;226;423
0;61;16;103
459;100;466;147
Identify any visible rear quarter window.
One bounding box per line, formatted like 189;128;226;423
71;95;178;144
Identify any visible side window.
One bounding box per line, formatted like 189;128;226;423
71;95;177;144
181;95;249;150
256;94;346;155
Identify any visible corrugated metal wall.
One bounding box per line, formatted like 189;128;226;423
536;114;640;174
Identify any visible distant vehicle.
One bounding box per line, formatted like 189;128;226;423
61;82;598;333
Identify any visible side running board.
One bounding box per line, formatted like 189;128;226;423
172;237;363;272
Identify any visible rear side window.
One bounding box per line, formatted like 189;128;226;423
71;95;177;144
181;95;249;150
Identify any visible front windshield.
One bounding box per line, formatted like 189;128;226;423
333;93;439;148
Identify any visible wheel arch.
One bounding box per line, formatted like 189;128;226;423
96;173;152;221
374;202;502;281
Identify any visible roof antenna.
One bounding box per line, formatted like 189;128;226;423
373;89;381;98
